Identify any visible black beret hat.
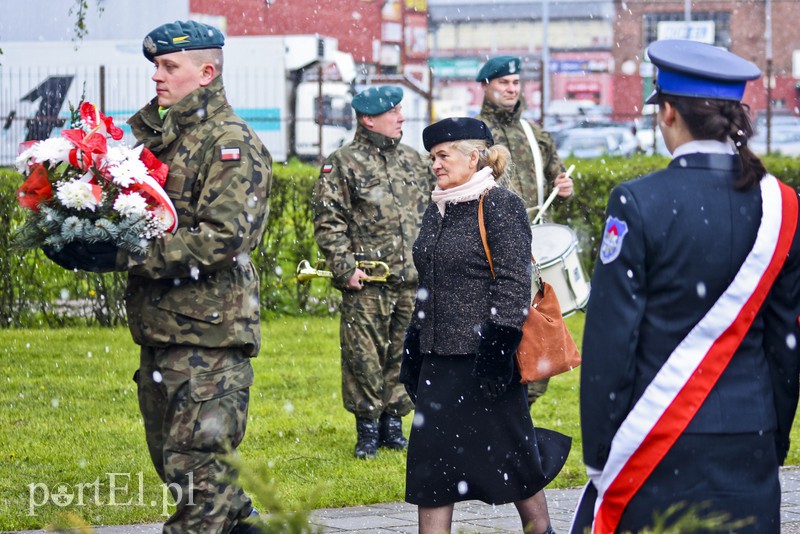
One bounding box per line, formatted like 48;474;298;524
422;117;494;152
645;39;760;104
351;85;404;116
143;20;225;62
475;55;522;83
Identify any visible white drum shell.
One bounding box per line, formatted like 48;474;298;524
531;224;591;316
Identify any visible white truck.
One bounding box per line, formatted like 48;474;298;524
0;35;357;164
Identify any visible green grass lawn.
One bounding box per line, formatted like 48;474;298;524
1;314;797;530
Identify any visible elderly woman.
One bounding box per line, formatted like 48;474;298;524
400;117;570;534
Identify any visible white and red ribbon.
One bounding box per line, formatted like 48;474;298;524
591;174;798;533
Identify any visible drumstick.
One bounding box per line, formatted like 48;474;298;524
532;164;575;225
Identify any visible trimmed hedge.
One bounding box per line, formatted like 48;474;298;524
551;153;800;277
2;153;800;327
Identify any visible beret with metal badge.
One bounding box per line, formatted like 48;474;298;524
475;55;522;83
143;20;225;62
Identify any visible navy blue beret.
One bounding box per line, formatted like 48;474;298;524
143;20;225;62
352;86;404;116
423;117;494;152
475;55;521;83
645;39;760;104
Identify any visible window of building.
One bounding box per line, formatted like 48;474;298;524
642;11;731;49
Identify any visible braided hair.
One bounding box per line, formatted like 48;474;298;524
661;95;766;190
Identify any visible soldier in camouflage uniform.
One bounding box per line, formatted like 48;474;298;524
313;86;432;459
476;56;574;406
46;21;272;534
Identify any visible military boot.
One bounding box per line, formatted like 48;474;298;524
354;417;379;459
378;412;408;450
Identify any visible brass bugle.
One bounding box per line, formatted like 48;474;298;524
296;259;333;282
354;260;390;282
296;259;390;283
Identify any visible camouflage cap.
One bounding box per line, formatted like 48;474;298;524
143;20;225;62
475;55;521;83
351;86;404;116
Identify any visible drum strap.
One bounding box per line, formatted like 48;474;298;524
520;119;546;211
590;175;798;533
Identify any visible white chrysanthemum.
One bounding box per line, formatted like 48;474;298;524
113;192;149;218
104;145;129;166
105;145;148;188
149;205;175;233
16;137;73;172
56;180;99;211
107;158;149;188
15;145;36;173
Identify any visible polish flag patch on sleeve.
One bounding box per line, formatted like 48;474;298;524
322;164;333;173
220;146;241;161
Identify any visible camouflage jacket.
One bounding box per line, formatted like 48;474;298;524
313;123;432;289
476;98;565;212
125;76;273;356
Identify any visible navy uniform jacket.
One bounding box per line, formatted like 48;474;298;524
580;153;800;472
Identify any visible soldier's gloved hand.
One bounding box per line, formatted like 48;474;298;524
473;321;521;401
42;241;120;273
399;327;423;403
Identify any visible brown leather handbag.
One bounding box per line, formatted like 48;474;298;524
478;192;581;383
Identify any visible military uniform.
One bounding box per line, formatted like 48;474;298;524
126;72;272;532
476;58;566;406
572;40;800;533
313;118;430;448
476;98;565;212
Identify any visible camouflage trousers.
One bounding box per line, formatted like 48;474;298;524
135;345;254;534
339;283;415;420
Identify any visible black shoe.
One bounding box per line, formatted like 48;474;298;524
354;417;379;459
378;413;408;450
230;509;262;534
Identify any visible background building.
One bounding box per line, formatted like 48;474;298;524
612;0;800;122
427;0;615;121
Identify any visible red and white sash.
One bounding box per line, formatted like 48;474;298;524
591;174;798;533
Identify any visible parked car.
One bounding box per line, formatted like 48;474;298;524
556;126;641;158
750;127;800;157
754;112;800;134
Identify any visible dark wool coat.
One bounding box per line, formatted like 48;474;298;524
409;185;532;356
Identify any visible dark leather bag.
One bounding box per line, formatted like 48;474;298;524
478;191;581;383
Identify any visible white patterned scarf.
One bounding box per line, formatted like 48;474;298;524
431;166;496;216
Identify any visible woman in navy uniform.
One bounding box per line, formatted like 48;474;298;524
572;40;800;533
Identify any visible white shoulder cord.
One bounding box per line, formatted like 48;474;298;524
519;119;546;211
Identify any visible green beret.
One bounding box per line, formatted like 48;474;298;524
143;20;225;62
351;86;403;116
475;55;522;83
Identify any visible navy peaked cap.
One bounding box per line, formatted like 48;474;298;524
352;86;404;115
645;39;760;104
423;117;494;152
476;55;521;83
143;20;225;61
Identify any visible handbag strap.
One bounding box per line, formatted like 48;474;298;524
478;191;544;287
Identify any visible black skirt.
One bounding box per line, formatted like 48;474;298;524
405;353;571;507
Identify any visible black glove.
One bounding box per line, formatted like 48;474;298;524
474;322;522;401
42;241;120;273
399;327;423;403
477;377;507;401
